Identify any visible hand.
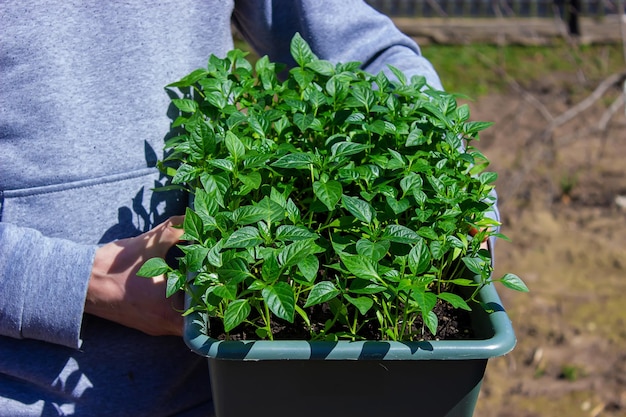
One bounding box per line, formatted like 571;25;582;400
469;226;491;251
85;216;185;336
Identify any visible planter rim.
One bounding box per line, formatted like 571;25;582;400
183;278;516;361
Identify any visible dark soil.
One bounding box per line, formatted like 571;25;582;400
208;298;474;341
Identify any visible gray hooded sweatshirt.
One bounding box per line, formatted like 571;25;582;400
0;1;444;416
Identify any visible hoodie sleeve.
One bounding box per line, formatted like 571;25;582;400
0;222;96;349
233;0;443;90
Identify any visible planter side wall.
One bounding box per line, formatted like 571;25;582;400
208;358;487;417
185;279;516;417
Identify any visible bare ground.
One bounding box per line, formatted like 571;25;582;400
394;16;625;46
465;75;626;416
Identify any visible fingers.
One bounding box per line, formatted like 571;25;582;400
158;215;185;242
143;216;185;257
166;215;185;228
469;226;489;243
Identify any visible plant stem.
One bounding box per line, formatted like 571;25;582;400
380;300;396;340
351;311;359;341
262;303;273;341
399;290;411;339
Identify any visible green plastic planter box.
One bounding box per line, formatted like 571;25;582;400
184;279;516;417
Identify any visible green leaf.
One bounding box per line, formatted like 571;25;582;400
427;175;445;195
200;173;230;208
290;32;317;67
429;240;445;260
500;273;529;292
258;221;272;243
306;59;335;76
293;112;316;132
462;256;487;275
306;89;328;109
417;227;439;241
262;282;295;322
255;196;287;224
166;68;209;87
194;188;218;222
410;74;426;89
224;226;263;248
172;163;200;185
294;305;311;328
207;158;235;172
233;205;270;226
291;67;315;88
278;239;318;268
449;278;478;287
271;153;315;169
438;292;472;311
456;103;470;122
463;121;494;136
400;173;423;195
386;64;407;85
478;171;498;185
171;98;198;113
413;290;437;312
304;281;340;308
181;207;204;241
344;294;374;316
261;253;281;282
207;239;224;268
408;239;430;274
345;112;365;124
217;258;250;285
238;172;262;192
224;300;251;332
137;257;170;277
225;131;245;161
352;85;375;110
270;187;288;208
205;91;227;109
297;255;319;283
313;180;342;211
189;121;215;157
422;310;438;336
227;48;253;72
212;283;237;301
342;195;374;224
330;141;370;159
339;253;380;281
166;271;185;298
382;224;421;244
349;279;386;294
248;279;266;291
278;195;296;217
469;161;490;176
180;244;210;271
276;225;318;241
355;239;389;262
285;98;307;114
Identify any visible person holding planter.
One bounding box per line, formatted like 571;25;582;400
139;33;527;417
0;1;446;416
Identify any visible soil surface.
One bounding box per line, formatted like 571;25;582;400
211;296;474;341
464;75;626;416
